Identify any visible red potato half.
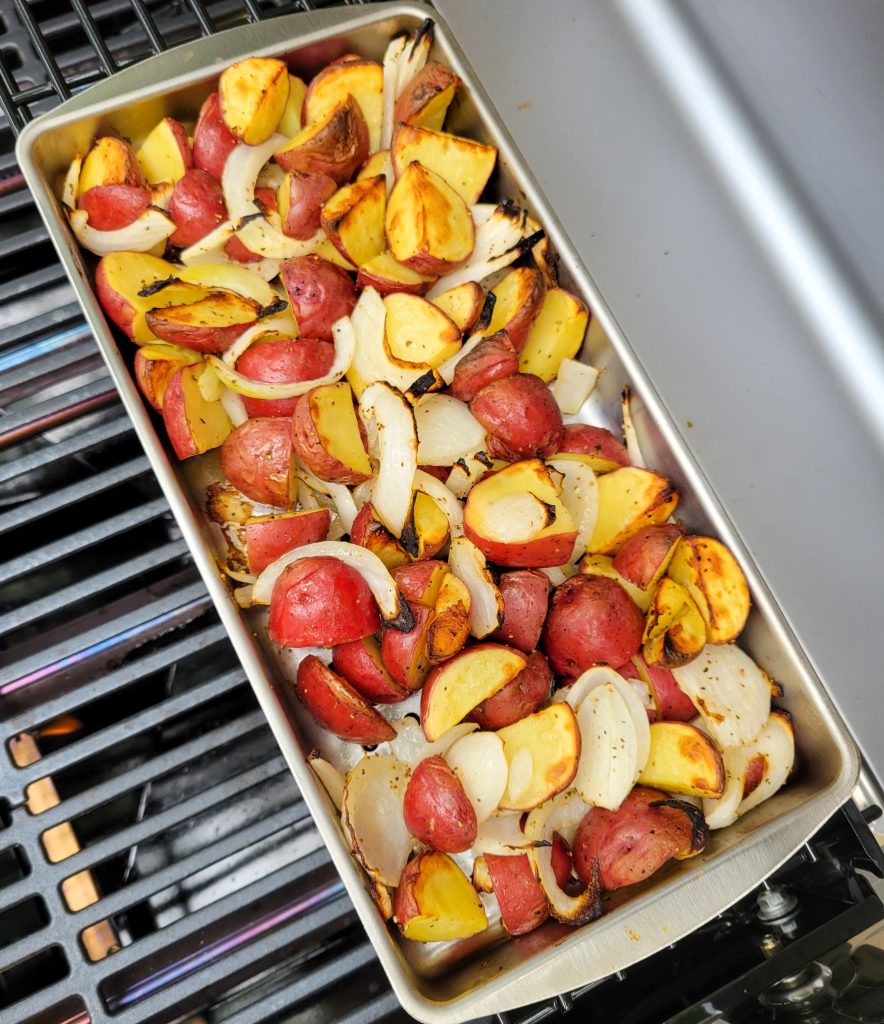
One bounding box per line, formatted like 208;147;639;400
193;92;240;181
280;255;357;342
470;373;563;461
493;569;550;653
134;346;199;412
244;508;331;574
350;502;409;570
221;417;294;507
482;268;546;353
167;168;227;248
275;95;369;183
403;756;478;853
555;423;630;474
220;56;290;145
77;184;151;231
332;636;410;703
357;251;436;297
320;174;386;268
294;655;395;744
613;523;684;591
629;654;697;722
291;381;372;485
236;337;335;419
146;290;261;354
449;331;519;403
468;650;552;731
276;169;337;240
269;556;381;647
136;116;192;184
224;186;278;263
393;851;487;942
380;601;435;691
485;853;549;936
542;574;646;678
78;135;146;194
394;61;461;131
303;58;384;153
392;560;449;608
391;123;497;206
162;363;233;459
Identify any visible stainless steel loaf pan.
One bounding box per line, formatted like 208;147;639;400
16;4;860;1021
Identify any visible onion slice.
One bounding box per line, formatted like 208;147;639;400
61;156;82;210
179;220;236;265
445;731;508;823
547;458;598;563
67;207;175;256
384;718;477;767
206;313;354;399
448;536;503;638
673;644;771;749
414;393;487;463
574;682;638;810
296;462;358;534
524;790;602;924
437;330;484;385
342;754;414;886
307;751;345;811
621;385;646;469
445;451;492;499
250;539;412;630
551;357;599;415
413;469;464;538
381;36;407;151
222;317;297;368
359;381;417;538
472;811;531;856
219;388;249;427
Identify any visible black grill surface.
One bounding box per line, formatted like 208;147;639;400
0;4;882;1024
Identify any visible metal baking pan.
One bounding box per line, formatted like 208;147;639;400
16;3;860;1020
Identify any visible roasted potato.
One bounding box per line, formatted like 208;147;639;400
425;572;471;663
280;254;358;342
236;337;335;419
449;331;518;403
193;92;240;181
392;559;450;607
220;57;290;145
356;251;436;297
332;635;410;704
432;281;484;333
493;569;550;653
666;536;750;645
146;290;261;353
393;60;461;131
162;363;233;459
555;423;630;473
244;508;331;574
350;502;409;569
303;58;383;153
393;851;487;941
469;650;552;730
403;756;478;853
391;123;496;205
220;416;295;507
291;382;372;485
78;135;145;194
485;853;549;935
497;703;580;811
380;601;434;690
470;373;563;461
78;184;151;231
277;169;337;240
321;175;386;268
518;288;589;381
483;267;546;353
293;654;394;743
275;96;369;183
589;467;679;556
136;116;192;184
638;721;726;798
612;523;683;591
134;345;199;412
167;168;227;248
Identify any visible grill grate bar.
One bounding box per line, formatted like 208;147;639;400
0;375;117;447
11;0;72;102
336;989;404;1024
1;620;229;735
0;54;26;131
0;494;170;583
128;0;168;52
0;579;211;698
32;707;270;829
0;340;100;396
186;0;218;35
69;0;121;76
0;454;150;534
0;536;189;635
0;413;132;484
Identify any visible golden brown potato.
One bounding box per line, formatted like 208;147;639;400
425;572;471;662
320;174;386;267
432;281;484;333
303;58;384;152
391;123;496;205
518;288;589;381
588;467;679;556
667;536;750;645
393;851;487;941
78;136;146;195
291;381;372;484
497;703;580;811
356;251;435;296
394;61;461;130
220;57;290;145
384;292;461;367
386;162;475;275
162;363;233;459
642;577;707;668
145;290;261;353
136;117;192;184
638;721;726;798
275;96;369;184
482;267;546;352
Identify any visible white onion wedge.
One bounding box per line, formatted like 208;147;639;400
551;358;599;414
734;710;795;817
342;755;414;886
359;382;417;538
413;469;464;538
525;790;600;924
621;385;646;469
296;463;359;534
539;565;572;587
448;537;503;638
351;479;374;510
61;155;82;209
396;21;431;97
381;36;407;151
546;458;598;563
472;811;530;856
414;393;487;464
206;313;354;400
307;753;345;811
445;451;492;498
385;718;477;766
673;644;771;749
179;220;235;265
445;731;508;823
574;682;638;810
250;540;412;630
349;287;438;394
67;207;175;256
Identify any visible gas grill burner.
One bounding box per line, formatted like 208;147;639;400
0;3;882;1024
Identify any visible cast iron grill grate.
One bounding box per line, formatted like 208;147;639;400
0;3;882;1024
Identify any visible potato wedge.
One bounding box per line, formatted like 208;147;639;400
613;522;683;591
278;73;308;137
357;251;435;296
432;281;484;333
79;136;145;195
403;756;477;852
136;117;192;184
320;174;386;267
220;56;290;145
555;423;630;474
483;267;546;352
162;363;233;459
350;502;409;569
497;702;580;811
667;536;751;645
384;292;461;368
579;553;654;612
638;721;726;798
304;58;384;153
381;602;435;690
394;61;461;131
518;288;589;381
401;491;450;561
426;572;471;662
392;123;496;205
393;559;450;608
277;169;337;241
275;96;369;183
588;467;679;556
291;381;372;484
394;851;487;941
642;577;706;668
386;162;475;275
145;290;261;353
294;655;395;744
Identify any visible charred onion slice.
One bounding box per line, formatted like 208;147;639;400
62;156;82;210
413;393;487;464
546;457;598;563
621;385;646;469
413;469;464;538
525;790;602;924
673;644;770;749
206;313;354;399
358;382;417;538
250;540;412;630
448;536;503;638
342;754;414;886
222;317;299;368
68;207;175;256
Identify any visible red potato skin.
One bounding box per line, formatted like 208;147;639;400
493;569;550;652
291;389;371;485
167;168;226;248
403;756;477;853
557;424;630;470
133;350;180;412
350;502;408;563
275;96;369;183
393;60;461;126
468;650;552;730
485;853;549;935
612;523;684;590
332;636;410;703
161;367;198;459
225;187;278;262
573;786;694;891
392;855;422;925
280;255;358;342
470;374;563;461
380;601;434;690
419;465;450;483
78;184;151;230
145;302;259;354
269;556;381;647
294;655;395;743
193;91;239;181
618;655;696;722
449;331;518;403
221;417;294;507
236;338;335;418
356;262;435;298
463;519;578;571
95;258;137;338
541;575;645;678
391;560;448;607
244;508;331;574
551;832;573;890
281;170;337;239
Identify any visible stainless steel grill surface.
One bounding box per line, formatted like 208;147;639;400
0;3;882;1024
